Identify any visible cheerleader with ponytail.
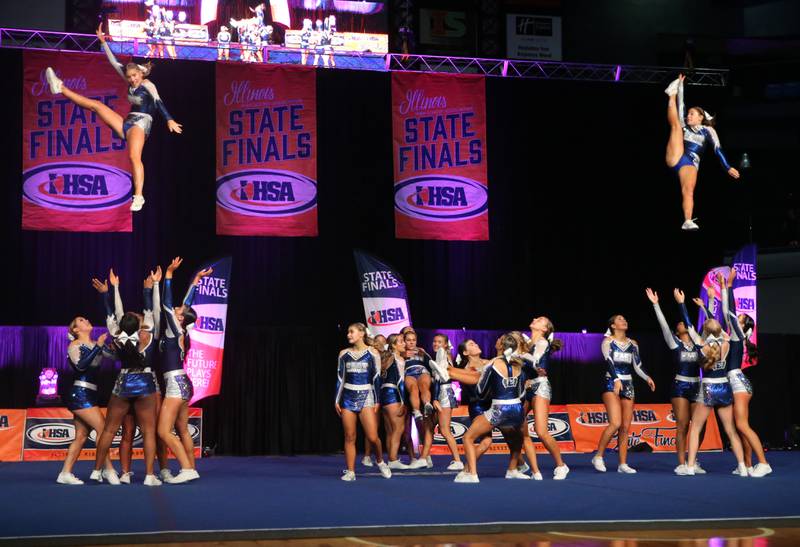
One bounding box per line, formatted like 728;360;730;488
719;271;771;477
43;24;182;211
684;312;748;476
431;333;464;471
335;323;392;481
519;318;569;480
92;269;162;486
57;284;118;485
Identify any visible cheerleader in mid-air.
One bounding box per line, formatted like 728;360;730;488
44;24;182;212
664;74;739;231
335;323;392;481
592;315;655;474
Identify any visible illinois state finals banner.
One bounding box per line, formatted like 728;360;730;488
391;72;488;240
22;51;132;232
185;257;231;404
216;63;317;236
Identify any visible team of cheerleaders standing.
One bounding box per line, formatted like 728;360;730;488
57;258;212;486
336;281;771;482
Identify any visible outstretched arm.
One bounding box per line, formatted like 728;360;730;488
646;289;679;350
140;81;182;134
97;25;127;83
706;126;739;178
675;288;704;345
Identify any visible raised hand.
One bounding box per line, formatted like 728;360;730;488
728;267;737;286
193;267;214;285
97;333;108;346
91;278;108;293
144;274;153;289
96;23;106;43
166;257;182;279
645;288;658;304
109;268;119;287
673;288;685;304
716;271;726;289
152;265;163;283
692;297;705;308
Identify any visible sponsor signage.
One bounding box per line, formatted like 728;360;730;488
19;408;202;461
567;404;723;453
0;410;27;461
506;14;562;61
430;405;576;455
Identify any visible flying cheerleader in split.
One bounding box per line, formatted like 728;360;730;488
664;74;739;231
44;24;183;212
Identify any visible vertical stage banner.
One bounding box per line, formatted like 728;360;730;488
185;257;231;404
732;244;758;367
391;72;488;240
353;250;411;337
0;409;26;462
216;63;317;236
698;266;731;327
22;51;132;232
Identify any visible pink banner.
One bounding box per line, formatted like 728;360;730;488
185;257;231;404
216;63;317;237
22;51;132;232
392;72;488;241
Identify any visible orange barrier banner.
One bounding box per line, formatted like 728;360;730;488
0;409;27;461
20;407;203;461
566;403;723;453
430;404;576;455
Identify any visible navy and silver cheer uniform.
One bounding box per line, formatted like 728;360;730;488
101;42;174;140
601;338;650;400
380;354;405;406
404;349;432;379
159;279;196;401
67;341;113;411
698;335;733;407
106;287;158;399
653;302;702;400
723;287;753;395
477;358;525;428
672;82;732;174
432;348;457;409
335;348;381;412
460;362;490;420
522;338;553;403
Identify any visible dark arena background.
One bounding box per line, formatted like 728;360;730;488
1;0;800;546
